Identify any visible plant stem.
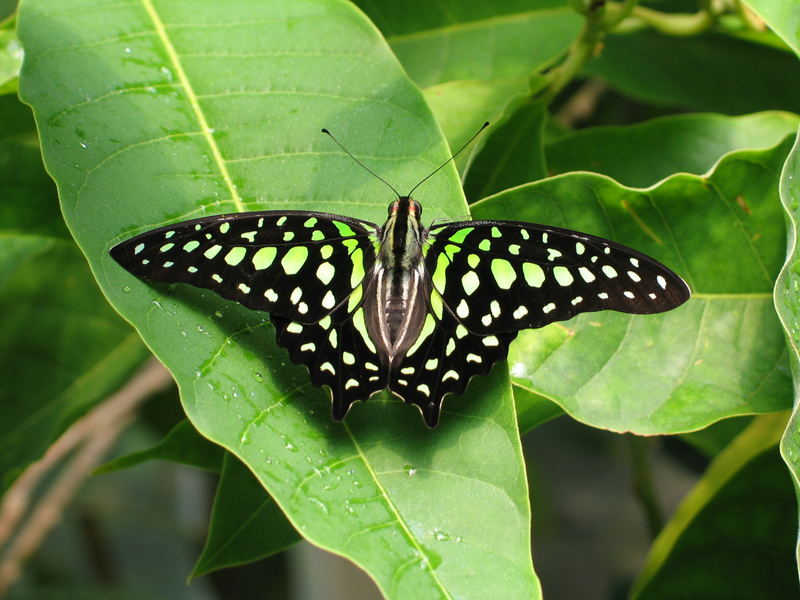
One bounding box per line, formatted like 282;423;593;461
540;2;610;103
627;434;664;539
541;0;728;103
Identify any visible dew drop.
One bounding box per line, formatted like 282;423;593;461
122;286;131;293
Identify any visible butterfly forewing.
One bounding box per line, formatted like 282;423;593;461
424;220;690;336
111;210;391;420
111;211;378;325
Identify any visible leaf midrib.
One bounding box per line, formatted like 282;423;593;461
343;422;454;600
141;0;244;212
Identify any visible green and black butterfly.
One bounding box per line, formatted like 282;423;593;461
111;128;690;427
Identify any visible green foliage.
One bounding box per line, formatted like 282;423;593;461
4;0;800;598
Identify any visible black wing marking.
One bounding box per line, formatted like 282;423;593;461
272;300;389;422
110;210;378;325
424;220;690;335
389;291;517;428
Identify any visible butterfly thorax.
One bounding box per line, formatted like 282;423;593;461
363;197;429;367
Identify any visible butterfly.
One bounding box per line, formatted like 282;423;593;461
110;127;690;427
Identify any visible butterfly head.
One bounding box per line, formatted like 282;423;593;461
388;196;422;217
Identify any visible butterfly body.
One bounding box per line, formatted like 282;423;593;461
367;196;429;366
111;197;690;427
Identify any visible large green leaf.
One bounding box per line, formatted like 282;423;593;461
472;139;793;435
356;0;581;89
0;94;149;489
743;0;800;58
774;128;800;574
18;0;536;597
632;413;798;598
584;31;800;114
547;111;800;188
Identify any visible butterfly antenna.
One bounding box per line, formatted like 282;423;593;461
321;128;401;198
406;121;489;197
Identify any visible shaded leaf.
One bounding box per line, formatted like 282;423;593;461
192;452;300;577
424;77;534;176
463;98;548;201
632;413;798;599
585;31;800;114
473;139;793;434
19;1;537;597
547;111;800;187
0;94;148;490
96;419;224;474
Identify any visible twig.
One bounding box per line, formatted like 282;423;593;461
0;358;173;596
553;78;609;128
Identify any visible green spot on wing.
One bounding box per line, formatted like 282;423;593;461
462;271;480;295
433;253;448;292
491;258;516;289
224;246;246;266
252;247;277;270
407;313;436;356
350;248;365;287
334;221;356;237
448;227;473;244
553;266;574;286
281;246;308;275
204;245;222;259
523;263;545;287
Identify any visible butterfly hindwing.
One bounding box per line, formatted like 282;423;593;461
110;211;378;325
425;220;690;335
390;304;517;427
273;304;388;421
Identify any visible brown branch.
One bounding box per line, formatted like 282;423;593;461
0;358;173;596
553;78;609;128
